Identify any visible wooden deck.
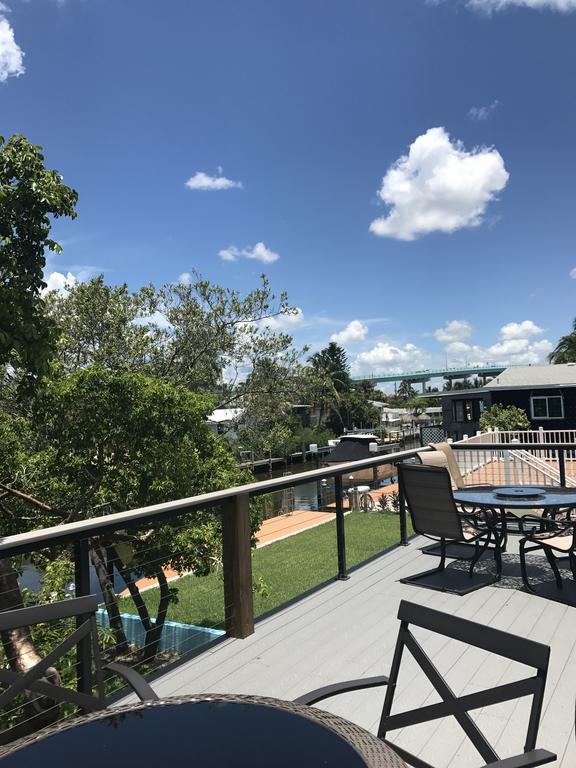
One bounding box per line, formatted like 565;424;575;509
128;537;576;767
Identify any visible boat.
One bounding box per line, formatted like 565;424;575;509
323;434;397;486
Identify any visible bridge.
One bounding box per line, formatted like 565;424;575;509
352;363;509;387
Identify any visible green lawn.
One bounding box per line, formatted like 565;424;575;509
119;511;406;630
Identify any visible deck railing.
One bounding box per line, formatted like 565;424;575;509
0;439;574;711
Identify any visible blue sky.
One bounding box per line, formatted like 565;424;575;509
2;0;576;382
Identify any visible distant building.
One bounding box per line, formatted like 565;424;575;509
439;364;576;440
206;408;244;440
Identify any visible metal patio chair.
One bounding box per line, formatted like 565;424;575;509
398;463;502;594
295;599;556;768
519;516;576;592
0;594;158;745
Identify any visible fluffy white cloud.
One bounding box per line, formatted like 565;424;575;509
178;272;192;284
446;341;472;355
133;310;172;330
468;0;576;10
219;246;239;262
0;8;24;83
330;320;368;345
260;308;304;331
434;320;472;344
41;271;77;295
352;342;424;376
434;317;550;367
185;171;243;191
468;100;500;121
219;242;279;263
369;127;509;241
500;320;543;340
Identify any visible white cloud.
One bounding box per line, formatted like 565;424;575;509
185;171;243;191
352;342;424;376
0;8;24;83
260;308;304;331
468;100;500;121
500;320;543;340
369;127;509;241
219;242;279;263
446;341;472;355
434;320;472;344
468;0;576;11
244;242;279;263
219;246;239;262
133;310;172;331
178;272;192;284
41;271;77;296
570;267;576;279
330;320;368;345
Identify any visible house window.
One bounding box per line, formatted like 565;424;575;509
453;399;476;423
530;395;564;420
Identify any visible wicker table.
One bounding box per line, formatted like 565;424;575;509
0;694;406;767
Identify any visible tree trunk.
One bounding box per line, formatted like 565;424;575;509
142;569;171;662
0;558;61;739
107;546;152;634
89;547;129;655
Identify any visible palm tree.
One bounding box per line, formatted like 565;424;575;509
549;318;576;364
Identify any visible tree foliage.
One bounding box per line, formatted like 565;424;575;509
1;366;262;657
548;318;576;364
479;403;531;432
0;135;77;382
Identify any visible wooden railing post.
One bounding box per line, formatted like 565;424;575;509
222;493;254;639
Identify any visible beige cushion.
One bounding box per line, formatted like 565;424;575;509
417;451;448;469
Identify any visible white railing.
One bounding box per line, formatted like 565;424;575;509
455;431;576;486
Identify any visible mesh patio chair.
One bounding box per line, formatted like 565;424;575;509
295;599;556;768
0;594;158;745
398;463;502;594
519;516;576;592
417;446;495;561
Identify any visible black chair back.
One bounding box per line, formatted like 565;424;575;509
398;463;463;540
0;595;106;744
378;600;550;767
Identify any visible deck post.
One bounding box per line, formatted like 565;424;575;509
334;475;349;580
398;466;409;546
222;493;255;638
73;538;92;698
558;449;566;487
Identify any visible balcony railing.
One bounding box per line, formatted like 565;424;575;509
0;438;574;730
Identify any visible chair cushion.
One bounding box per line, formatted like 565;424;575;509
532;529;574;552
417;451;448;469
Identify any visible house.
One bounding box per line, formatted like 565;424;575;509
206;408;244;440
440;363;576;440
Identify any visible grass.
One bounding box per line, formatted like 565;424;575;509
119;511;407;630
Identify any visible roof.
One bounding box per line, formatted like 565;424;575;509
484;364;576;391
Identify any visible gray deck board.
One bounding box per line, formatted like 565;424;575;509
122;537;576;767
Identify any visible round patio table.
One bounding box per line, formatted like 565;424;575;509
453;486;576;551
0;694;407;768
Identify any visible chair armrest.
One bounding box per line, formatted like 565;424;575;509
483;749;556;768
105;661;159;701
294;675;389;706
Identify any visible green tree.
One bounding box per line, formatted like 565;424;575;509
396;380;417;401
45;276;158;373
548;318;576;364
337;384;381;431
1;366;262;659
0;135;77;383
479;403;531;432
308;342;351;430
